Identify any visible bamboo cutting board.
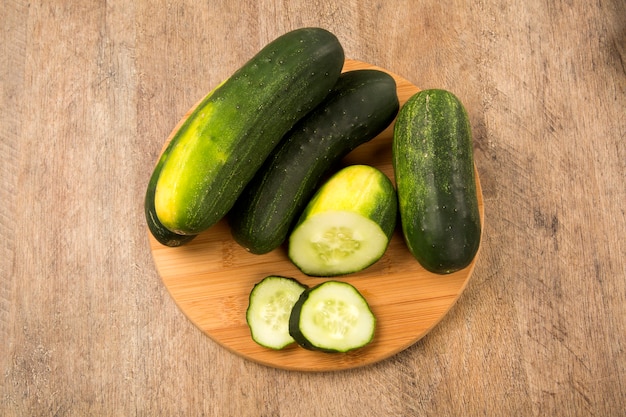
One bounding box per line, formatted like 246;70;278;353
148;60;484;372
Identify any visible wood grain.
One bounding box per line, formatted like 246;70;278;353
149;60;485;371
1;0;624;415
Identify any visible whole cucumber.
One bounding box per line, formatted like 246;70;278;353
392;89;481;274
229;69;399;254
147;27;345;240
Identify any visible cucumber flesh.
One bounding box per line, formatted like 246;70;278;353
289;281;375;353
246;276;307;350
289;211;389;277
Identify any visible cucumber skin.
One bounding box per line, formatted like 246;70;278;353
151;28;345;237
145;146;196;247
295;165;397;240
392;89;481;274
288;287;329;352
229;69;399;254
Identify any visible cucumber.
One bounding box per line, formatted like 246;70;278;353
288;165;397;277
289;280;376;353
229;69;399;254
150;27;345;237
392;89;481;274
246;275;307;350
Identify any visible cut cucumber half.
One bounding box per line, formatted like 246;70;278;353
289;211;388;276
288;165;397;276
246;276;308;350
289;281;376;353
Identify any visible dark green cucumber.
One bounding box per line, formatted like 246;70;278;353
150;28;344;238
145;145;196;247
288;165;397;277
392;89;481;274
229;69;399;254
289;280;376;353
246;275;308;350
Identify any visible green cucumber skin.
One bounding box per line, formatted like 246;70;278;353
288;288;324;352
392;89;481;274
151;27;345;236
229;69;399;254
296;165;397;240
145;146;196;247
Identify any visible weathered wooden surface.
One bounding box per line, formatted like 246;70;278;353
1;1;624;415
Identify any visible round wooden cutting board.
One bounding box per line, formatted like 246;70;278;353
148;60;484;372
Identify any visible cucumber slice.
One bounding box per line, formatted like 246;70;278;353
288;165;397;276
246;276;307;350
289;281;376;352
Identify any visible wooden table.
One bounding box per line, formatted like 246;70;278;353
2;1;624;415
